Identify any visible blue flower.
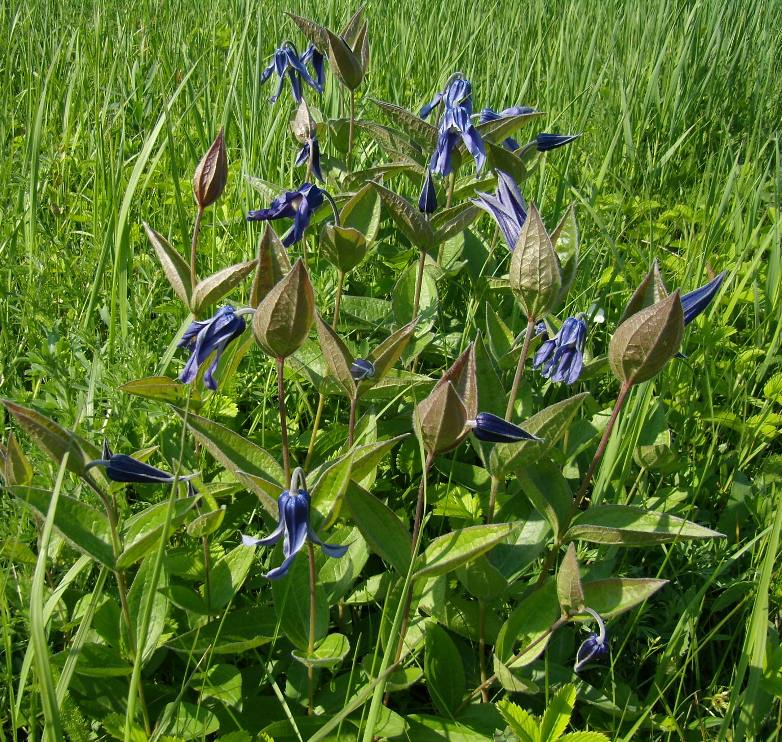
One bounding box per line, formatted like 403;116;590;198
86;441;197;485
247;183;325;247
294;137;323;183
260;43;322;103
418;170;437;214
535;133;580;152
241;473;348;579
681;271;726;326
301;43;325;90
534;316;588;384
470;412;540;443
350;358;376;381
574;608;608;672
472;170;528;250
419;76;474;119
178;306;247;391
478;106;537;150
430;101;486;176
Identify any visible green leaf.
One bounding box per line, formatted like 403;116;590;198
315;314;356;398
564;505;724;546
366;321;418;386
186;506;226;538
559;733;611;742
125;555;168;664
540;683;576;742
414;523;518;580
192;664;243;708
370;98;438;147
495;580;560;664
340;182;382;243
157;702;219;740
551;205;579;306
359;121;425;163
476;110;543;143
143;223;191;306
119;376;201;407
251;224;292;306
432;203;482;245
3;433;32;486
557;544;584;615
167;606;277;655
318;527;368;603
371;181;435;249
424;623;466;717
12;486;114;569
69;643;132;677
206;543;256;610
311;449;354;528
191;259;257;315
349;434;408;482
456;556;507;601
496;698;538;742
292;633;350;668
345;483;411;573
516;459;575;541
392;259;438;328
581;577;668;619
272;551;328;651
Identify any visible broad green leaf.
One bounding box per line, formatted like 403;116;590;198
493;656;540;694
496;698;538;742
340;294;392;325
311;449;354;528
414;523;518;580
192;664;242;708
370;98;438;147
551;205;579;306
157;702;219;740
318;527;368;603
516;458;575;541
392;259;438;328
474;331;505;417
120;376;201;407
340;182;382;242
345;483;411;573
206;543;255;610
167;606;278;654
186;506;226;538
349;434;408;482
560;733;611;741
366;321;418;385
315;314;356;398
424;623;466;717
475;110;543;143
360;122;425;163
432;203;482;245
68;643;132;677
490;393;589;477
425;583;502;643
143;223;191;306
292;633;350;668
272;551;328;651
456;556;507;601
191;259;257;315
495;580;560;664
540;683;577;742
557;544;584;615
4;433;32;486
565;505;724;546
251;224;291;306
581;577;669;619
372;181;435;248
125;555;169;664
12;486;114;569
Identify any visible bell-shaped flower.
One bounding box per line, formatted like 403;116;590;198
681;271;726;326
478;105;537;150
260;43;322;103
472;170;528;250
178;305;247;390
430;104;486;176
301;43;325;89
86;441;197;485
534;316;588;384
294;136;324;183
241;471;347;579
247;183;325;247
574;607;608;672
535;133;580;152
468;412;539;444
418;169;437;214
419;75;473;119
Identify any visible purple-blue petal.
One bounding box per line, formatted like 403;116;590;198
681;271;726;326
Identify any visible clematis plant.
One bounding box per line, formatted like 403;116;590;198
534;315;588;384
247;183;326;247
260;42;322;103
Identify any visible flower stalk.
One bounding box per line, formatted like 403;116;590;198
189;206;204;290
307;540;317;716
277;356;291;486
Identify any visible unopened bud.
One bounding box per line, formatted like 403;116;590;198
193;129;228;209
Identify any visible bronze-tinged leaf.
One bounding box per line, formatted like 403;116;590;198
320;224;368;273
436;343;477;419
359;22;370;74
556;543;584;615
370;99;438;147
191;260;257;315
144;223;192;306
315;314;356;398
286;12;329;50
251;225;291;307
371;181;435;249
609;291;684;385
252;259;315;359
193;129;227;209
4;433;33;486
508;204;561;318
366;319;418;382
475;110;543;143
325;28;364;90
350;20;368;69
359;122;425;163
620;260;669;324
432;202;482;245
414;381;469;455
340;5;365;47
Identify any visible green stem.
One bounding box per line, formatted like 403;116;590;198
348;395;358;447
412;248;426;319
277;356;291;487
307;541;317;716
189;206;204;290
347;90;356;172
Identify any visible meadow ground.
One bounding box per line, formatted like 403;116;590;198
1;0;781;739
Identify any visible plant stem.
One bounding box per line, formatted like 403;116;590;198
190;206;204;290
478;603;489;702
446;171;455;208
412;248;427;319
307;541;317;716
347;90;356;172
333;270;345;327
277;356;291;487
574;381;632;509
348;395;357;447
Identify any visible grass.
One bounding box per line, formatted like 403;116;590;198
1;0;781;738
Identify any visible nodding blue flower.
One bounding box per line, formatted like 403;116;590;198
472;170;528;250
430;102;486;177
469;412;540;444
681;271;726;326
178;305;247;390
574;607;608;672
301;43;325;90
247;183;325;247
419;75;474;119
350;358;376;381
86;441;197;485
534;316;588;385
294;137;324;183
534;320;549;340
260;43;322;104
241;469;348;580
535;133;580;152
418;170;437;214
478;106;537;150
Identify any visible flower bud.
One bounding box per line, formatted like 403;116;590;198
619;260;668;324
193;129;228;209
609;291;684;386
252;259;315;359
290;98;317;143
508;205;562;318
414;381;469;454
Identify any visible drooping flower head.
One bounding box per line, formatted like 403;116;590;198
472;170;528;250
419;75;473;119
294;137;323;182
350;358;376;381
247;183;325;247
260;42;322;103
534;316;588;384
574;607;608;672
241;468;348;579
86;441;197;485
178;305;247;390
478;105;537;150
300;43;325;89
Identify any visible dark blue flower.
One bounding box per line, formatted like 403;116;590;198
470;412;540;443
178;306;246;390
472;170;528;250
419;76;474;119
260;43;322;103
534;316;588;384
301;44;325;89
241;482;348;579
350;358;376;381
430;103;486;176
87;441;196;485
295;137;323;182
535;133;580;152
478;106;537;150
574;607;608;672
681;271;726;326
418;170;437;214
534;320;549;340
247;183;325;247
